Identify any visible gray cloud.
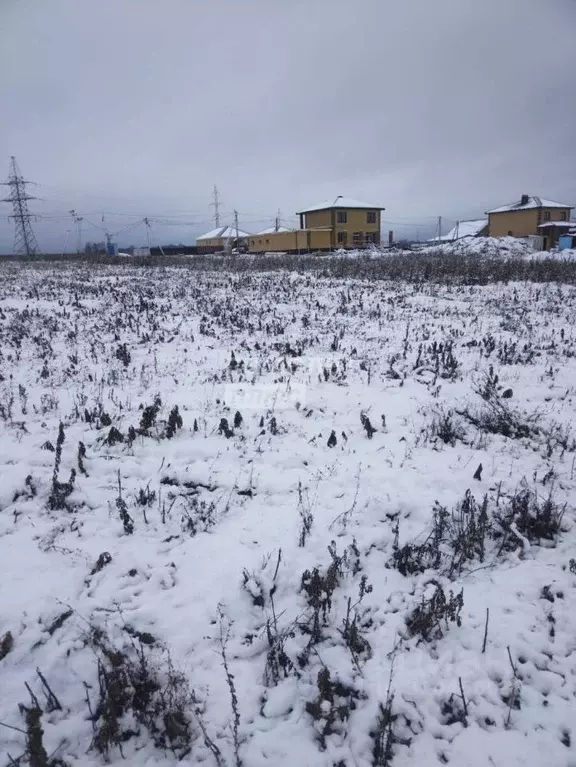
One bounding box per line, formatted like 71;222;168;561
1;0;575;251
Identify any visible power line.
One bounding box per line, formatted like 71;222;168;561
83;217;107;234
1;156;40;256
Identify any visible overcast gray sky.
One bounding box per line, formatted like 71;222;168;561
1;0;575;251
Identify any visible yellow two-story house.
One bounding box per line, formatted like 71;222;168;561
487;195;573;250
247;195;385;254
297;196;385;250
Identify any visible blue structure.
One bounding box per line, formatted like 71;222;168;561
106;241;118;256
559;233;576;251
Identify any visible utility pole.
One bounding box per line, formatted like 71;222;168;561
437;216;442;242
234;209;239;250
69;209;83;254
211;185;221;228
275;208;282;232
1;156;40;256
62;229;71;258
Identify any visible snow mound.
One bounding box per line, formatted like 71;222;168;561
417;236;536;258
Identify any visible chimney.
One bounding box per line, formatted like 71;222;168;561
520;194;530;206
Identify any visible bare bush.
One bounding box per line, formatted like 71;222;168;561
47;423;76;511
406;581;463;642
392;486;567;578
494;486;566;550
0;630;13;661
456;399;540;441
181;496;217;536
425;407;466;447
305;667;363;751
139;396;162;434
89;627;195;760
165;406;183;439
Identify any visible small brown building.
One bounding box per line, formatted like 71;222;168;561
248;226;332;254
487;195;573;250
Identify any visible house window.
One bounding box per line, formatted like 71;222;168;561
366;211;376;224
508;231;514;236
337;211;347;224
543;211;551;221
337;231;346;243
560;212;567;221
352;232;363;244
365;232;376;243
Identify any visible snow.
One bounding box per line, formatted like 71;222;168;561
255;227;293;235
488;196;572;214
1;259;576;766
197;225;250;241
547;247;576;260
196;226;224;240
218;225;250;239
416;236;576;260
417;235;537;257
428;219;488;242
298;196;384;213
538;221;574;229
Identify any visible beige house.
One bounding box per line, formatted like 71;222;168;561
487;195;573;250
196;225;250;254
298;196;384;250
248;196;385;254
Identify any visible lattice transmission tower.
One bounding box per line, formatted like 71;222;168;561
210;185;221;227
1;156;40;256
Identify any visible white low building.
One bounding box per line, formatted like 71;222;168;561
196;225;251;253
429;219;488;243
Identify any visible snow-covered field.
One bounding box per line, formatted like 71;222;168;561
1;259;576;767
